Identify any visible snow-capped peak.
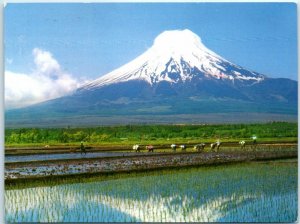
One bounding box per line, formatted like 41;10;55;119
81;29;265;90
152;29;219;59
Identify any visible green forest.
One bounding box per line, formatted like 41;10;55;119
5;122;297;146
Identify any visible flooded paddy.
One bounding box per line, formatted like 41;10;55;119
5;151;296;180
5;160;297;222
5;143;297;163
5;152;150;163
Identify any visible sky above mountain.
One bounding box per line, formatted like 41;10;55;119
81;29;265;90
5;3;297;108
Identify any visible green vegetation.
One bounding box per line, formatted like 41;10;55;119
5;159;297;190
5;122;297;147
4;164;245;190
5;161;298;222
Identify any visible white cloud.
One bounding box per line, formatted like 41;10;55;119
33;48;60;76
5;48;87;109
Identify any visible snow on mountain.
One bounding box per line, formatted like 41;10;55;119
80;29;265;90
5;29;297;126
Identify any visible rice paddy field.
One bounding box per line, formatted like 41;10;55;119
5;159;297;222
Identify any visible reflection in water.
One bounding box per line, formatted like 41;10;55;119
5;151;144;163
5;161;297;222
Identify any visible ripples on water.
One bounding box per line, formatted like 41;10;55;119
5;161;297;222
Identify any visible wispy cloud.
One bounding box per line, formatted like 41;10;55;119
5;48;88;109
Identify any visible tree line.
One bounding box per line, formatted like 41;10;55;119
5;122;297;144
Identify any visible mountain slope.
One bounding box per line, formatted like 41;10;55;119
79;29;265;91
5;29;297;126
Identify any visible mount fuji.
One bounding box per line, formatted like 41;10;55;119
80;29;264;90
6;29;297;127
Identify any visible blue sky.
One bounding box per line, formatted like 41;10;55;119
5;3;297;79
4;3;297;108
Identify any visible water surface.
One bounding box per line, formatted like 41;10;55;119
5;160;297;222
5;151;150;163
